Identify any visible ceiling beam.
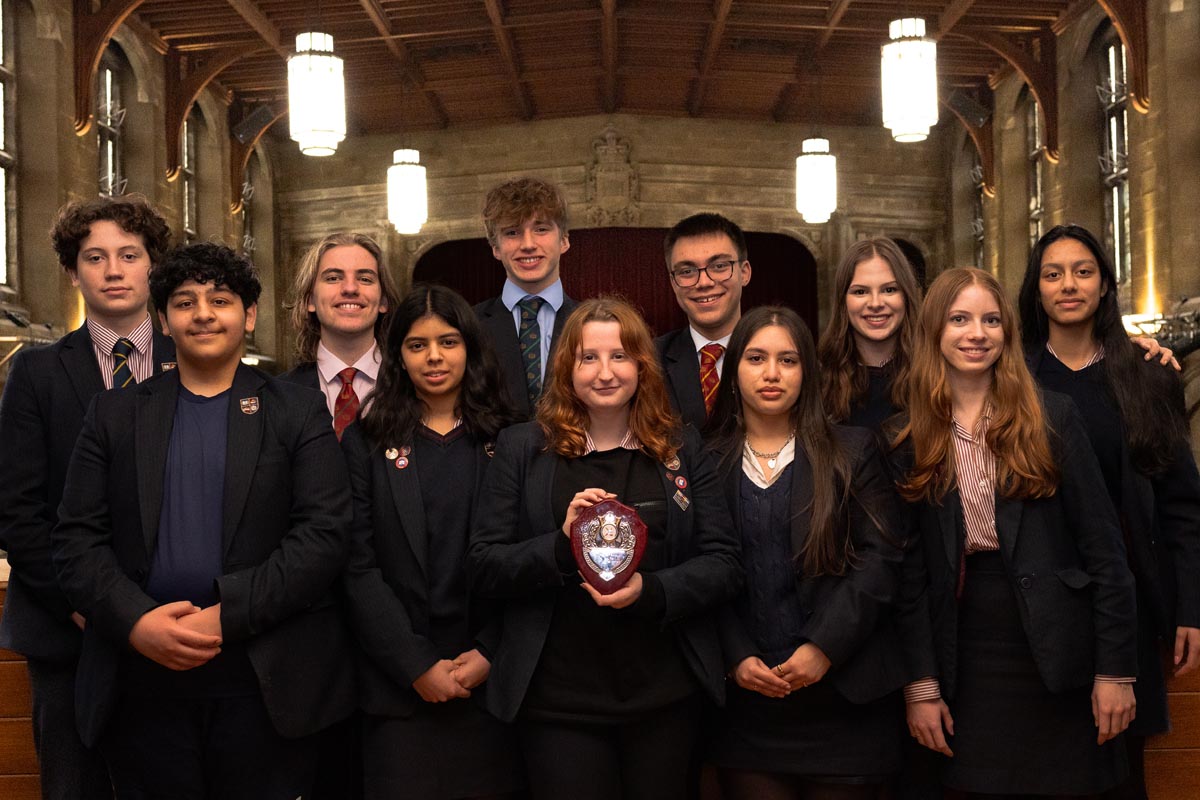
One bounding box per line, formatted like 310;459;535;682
357;0;449;127
1096;0;1150;112
483;0;535;119
687;0;732;116
770;0;851;121
937;0;977;37
814;0;853;52
224;0;289;58
165;45;262;179
601;0;617;113
73;0;148;134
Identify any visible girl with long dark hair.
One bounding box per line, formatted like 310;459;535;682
342;283;523;799
1019;224;1200;799
899;267;1138;796
818;237;924;429
468;296;742;800
705;306;908;800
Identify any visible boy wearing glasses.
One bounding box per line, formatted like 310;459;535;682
657;213;753;430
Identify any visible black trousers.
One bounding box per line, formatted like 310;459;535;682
25;657;112;800
518;698;702;800
100;692;319;800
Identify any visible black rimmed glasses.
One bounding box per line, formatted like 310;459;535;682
670;260;739;288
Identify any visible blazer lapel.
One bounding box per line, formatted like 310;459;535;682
663;330;707;429
788;447;814;558
60;326;106;410
937;490;964;572
543;295;576;390
222;366;266;557
528;440;559;540
479;299;528;416
151;329;177;374
135;371;180;555
995;495;1025;563
386;446;430;578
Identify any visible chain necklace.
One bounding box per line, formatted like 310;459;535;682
746;431;795;470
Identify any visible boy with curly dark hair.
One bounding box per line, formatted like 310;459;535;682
0;194;176;800
51;242;355;797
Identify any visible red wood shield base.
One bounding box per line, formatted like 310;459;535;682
570;498;647;595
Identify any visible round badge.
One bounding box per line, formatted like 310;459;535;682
395;457;409;470
665;457;681;470
385;448;399;460
674;475;688;489
400;446;412;457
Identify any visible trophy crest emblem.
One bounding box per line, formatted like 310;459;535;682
570;499;647;594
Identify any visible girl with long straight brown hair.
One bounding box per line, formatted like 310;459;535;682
704;306;908;800
468;296;742;800
898;267;1138;796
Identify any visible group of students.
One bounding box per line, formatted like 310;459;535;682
0;176;1196;800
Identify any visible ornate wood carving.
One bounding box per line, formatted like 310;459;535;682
164;45;260;180
1096;0;1150;112
73;0;147;134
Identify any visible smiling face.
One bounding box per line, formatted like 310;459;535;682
939;283;1004;381
846;255;905;351
1038;237;1107;333
737;324;802;421
491;217;570;294
306;244;387;343
572;320;639;418
667;232;751;341
401;314;466;406
159;279;256;369
70;219;152;333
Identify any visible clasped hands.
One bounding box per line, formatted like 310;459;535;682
128;601;223;671
734;643;831;699
412;649;491;703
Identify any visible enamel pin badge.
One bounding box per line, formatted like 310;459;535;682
239;397;260;415
385;448;400;460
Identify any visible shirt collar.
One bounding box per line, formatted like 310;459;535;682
582;429;641;455
688;326;732;355
315;341;382;384
501;278;564;313
86;314;154;354
951;406;992;444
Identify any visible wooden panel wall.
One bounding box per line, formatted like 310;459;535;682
0;585;41;799
1147;657;1200;798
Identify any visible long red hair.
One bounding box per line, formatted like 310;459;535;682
897;268;1057;503
538;297;681;462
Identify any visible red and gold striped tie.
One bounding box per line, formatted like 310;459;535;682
332;367;360;440
699;343;724;418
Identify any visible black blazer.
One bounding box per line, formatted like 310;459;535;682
1027;349;1200;636
899;392;1138;699
0;324;175;661
341;424;498;718
279;361;320;392
467;423;743;722
50;365;355;745
655;327;708;431
473;294;577;419
717;426;913;704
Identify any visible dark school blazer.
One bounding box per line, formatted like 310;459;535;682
897;391;1138;699
717;426;915;704
0;324;175;661
655;327;708;432
341;423;500;718
279;360;320;391
1027;348;1200;636
467;422;743;722
50;365;355;746
473;294;578;419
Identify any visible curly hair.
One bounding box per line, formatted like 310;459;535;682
897;268;1057;503
482;177;569;246
817;237;923;422
51;194;173;271
150;242;262;311
538;296;681;463
284;232;402;363
360;283;520;448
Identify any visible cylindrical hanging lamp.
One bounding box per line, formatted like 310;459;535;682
795;138;837;224
880;18;939;143
288;32;346;156
387;149;428;234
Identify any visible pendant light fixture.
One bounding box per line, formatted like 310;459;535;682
880;18;939;143
288;31;346;156
387;148;428;234
795;138;837;224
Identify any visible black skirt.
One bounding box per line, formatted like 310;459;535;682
710;674;901;780
943;551;1128;794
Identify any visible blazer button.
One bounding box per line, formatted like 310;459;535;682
1019;576;1032;589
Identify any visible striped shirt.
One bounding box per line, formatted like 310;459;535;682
1046;342;1105;369
86;315;156;389
951;412;999;554
582;429;641;455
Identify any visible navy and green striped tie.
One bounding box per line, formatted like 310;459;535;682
112;338;136;388
518;296;546;408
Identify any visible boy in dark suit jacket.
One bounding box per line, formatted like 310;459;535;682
474;177;577;418
656;213;752;430
51;243;354;798
0;195;175;800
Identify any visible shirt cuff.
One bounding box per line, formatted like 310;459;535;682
1095;675;1137;684
904;677;942;703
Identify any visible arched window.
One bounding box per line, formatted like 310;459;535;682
970;148;985;269
241;156;256;257
1024;91;1045;250
181;109;199;241
1098;30;1130;284
96;47;126;197
0;0;15;286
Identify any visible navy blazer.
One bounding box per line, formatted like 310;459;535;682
718;426;913;704
341;423;499;718
898;392;1138;698
467;423;743;722
50;365;355;745
655;327;708;432
279;360;320;392
1027;348;1200;636
0;324;174;661
473;295;577;419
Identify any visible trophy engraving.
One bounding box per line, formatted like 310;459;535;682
570;499;647;594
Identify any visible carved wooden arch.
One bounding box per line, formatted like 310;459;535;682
941;98;995;198
73;0;147;134
953;25;1059;163
1095;0;1149;113
165;44;264;181
229;109;286;214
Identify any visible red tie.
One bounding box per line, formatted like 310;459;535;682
699;343;724;418
332;367;360;440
